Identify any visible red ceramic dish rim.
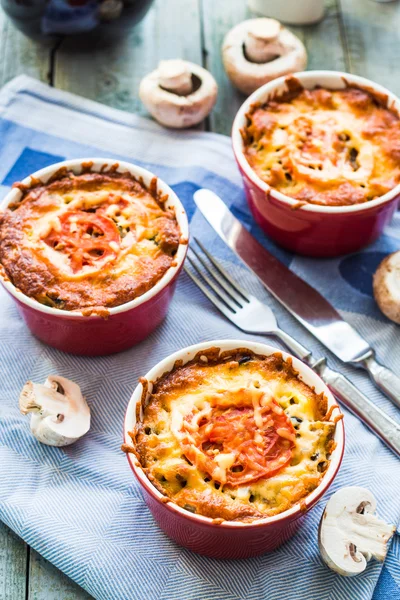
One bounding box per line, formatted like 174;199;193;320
124;339;345;530
0;158;189;319
232;70;400;215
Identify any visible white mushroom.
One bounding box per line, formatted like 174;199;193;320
373;250;400;324
222;18;307;95
19;375;90;447
139;59;218;128
319;487;395;576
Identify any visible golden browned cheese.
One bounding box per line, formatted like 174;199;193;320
134;349;337;523
0;170;180;311
243;86;400;206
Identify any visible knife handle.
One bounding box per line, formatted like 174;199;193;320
359;354;400;410
315;359;400;458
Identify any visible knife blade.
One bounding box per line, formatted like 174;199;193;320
194;188;400;409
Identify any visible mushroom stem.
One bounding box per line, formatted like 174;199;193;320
158;59;193;96
244;19;281;63
20;381;67;416
344;511;395;562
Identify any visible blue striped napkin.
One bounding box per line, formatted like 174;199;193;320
0;75;399;600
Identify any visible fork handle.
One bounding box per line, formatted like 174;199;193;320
316;360;400;458
278;329;400;411
275;329;400;457
274;329;313;363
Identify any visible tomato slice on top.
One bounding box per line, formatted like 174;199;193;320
44;211;120;272
180;388;295;487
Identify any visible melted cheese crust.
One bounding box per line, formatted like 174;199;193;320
0;171;180;311
244;85;400;206
134;350;337;523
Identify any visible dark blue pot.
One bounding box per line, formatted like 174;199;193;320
1;0;154;39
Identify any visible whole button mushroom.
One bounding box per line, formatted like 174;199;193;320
373;250;400;324
139;59;218;128
222;18;307;95
19;375;90;447
319;487;395;576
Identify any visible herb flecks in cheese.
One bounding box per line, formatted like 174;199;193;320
134;349;337;522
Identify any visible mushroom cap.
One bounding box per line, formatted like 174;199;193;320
139;60;218;129
19;375;90;447
319;486;395;576
222;18;307;95
373;250;400;324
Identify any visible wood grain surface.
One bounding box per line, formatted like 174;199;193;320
54;0;202;115
0;0;399;596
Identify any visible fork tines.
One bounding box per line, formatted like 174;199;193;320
184;238;250;317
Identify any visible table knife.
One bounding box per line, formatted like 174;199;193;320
194;188;400;410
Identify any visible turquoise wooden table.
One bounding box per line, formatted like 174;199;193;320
1;0;400;596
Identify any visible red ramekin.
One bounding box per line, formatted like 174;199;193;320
0;158;189;355
232;71;400;257
124;340;345;559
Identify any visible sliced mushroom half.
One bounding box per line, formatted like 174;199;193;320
373;250;400;324
319;487;395;576
19;375;90;447
139;59;218;128
222;18;307;95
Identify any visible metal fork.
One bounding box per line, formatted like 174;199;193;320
186;238;313;361
184;238;400;458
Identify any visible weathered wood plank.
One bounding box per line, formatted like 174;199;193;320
28;550;92;600
294;0;347;72
200;0;250;135
339;0;400;95
201;0;346;135
0;522;27;600
54;0;202;116
0;11;53;88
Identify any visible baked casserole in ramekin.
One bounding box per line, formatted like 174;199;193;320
123;340;344;559
232;71;400;257
0;158;188;355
